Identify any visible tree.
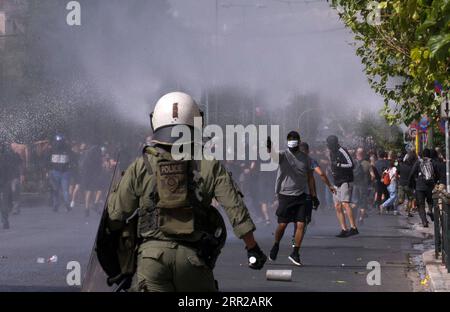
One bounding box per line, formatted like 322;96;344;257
330;0;450;125
353;114;404;152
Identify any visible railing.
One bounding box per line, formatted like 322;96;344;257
432;186;450;272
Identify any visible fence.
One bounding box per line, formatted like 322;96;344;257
432;187;450;273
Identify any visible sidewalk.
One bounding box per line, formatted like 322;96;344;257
409;216;450;292
422;250;450;292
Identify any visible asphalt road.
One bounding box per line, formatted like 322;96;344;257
0;201;430;292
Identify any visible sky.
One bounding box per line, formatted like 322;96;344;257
8;0;385;135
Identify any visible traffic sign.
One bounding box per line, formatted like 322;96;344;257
419;116;430;131
408;127;417;138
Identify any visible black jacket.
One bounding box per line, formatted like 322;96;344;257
329;146;354;186
408;158;438;191
397;162;413;187
432;159;446;185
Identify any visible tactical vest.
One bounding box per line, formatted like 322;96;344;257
138;148;224;239
138;147;226;268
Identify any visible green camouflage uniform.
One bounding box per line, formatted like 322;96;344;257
107;147;255;292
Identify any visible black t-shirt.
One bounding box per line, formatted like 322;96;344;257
48;142;72;172
397;162;413;187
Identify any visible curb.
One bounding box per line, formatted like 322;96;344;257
422;250;450;292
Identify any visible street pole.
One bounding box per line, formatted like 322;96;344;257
446;118;450;192
441;91;450;192
445;92;450;192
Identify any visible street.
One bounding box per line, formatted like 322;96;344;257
0;199;430;292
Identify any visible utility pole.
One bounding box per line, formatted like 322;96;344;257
440;91;450;192
444;94;450;192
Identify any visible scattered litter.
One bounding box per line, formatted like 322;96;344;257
420;275;430;286
341;263;345;267
37;257;45;264
334;280;347;284
48;255;58;263
356;258;362;261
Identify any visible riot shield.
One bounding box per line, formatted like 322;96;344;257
81;156;123;292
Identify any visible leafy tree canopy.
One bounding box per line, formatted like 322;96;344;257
331;0;450;125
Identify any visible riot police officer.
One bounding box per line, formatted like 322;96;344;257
105;92;267;292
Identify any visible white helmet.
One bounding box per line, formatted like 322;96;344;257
150;92;203;145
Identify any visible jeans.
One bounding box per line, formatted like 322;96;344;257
381;182;397;209
49;170;71;210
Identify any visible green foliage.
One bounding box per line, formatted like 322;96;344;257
331;0;450;125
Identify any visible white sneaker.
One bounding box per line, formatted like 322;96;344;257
70;201;75;208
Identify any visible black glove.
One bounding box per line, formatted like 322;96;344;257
266;136;272;152
312;196;320;210
246;243;267;270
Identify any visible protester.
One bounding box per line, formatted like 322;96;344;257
9;142;26;215
374;150;390;214
288;142;336;246
47;134;73;212
300;142;336;197
267;131;317;266
326;135;359;238
69;142;84;209
0;142;22;229
380;158;398;215
397;151;416;217
408;148;437;227
431;149;446;187
79;144;104;217
368;154;378;210
352;147;372;224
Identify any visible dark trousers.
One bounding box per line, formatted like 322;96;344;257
374;182;389;208
416;187;433;225
0;183;13;227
